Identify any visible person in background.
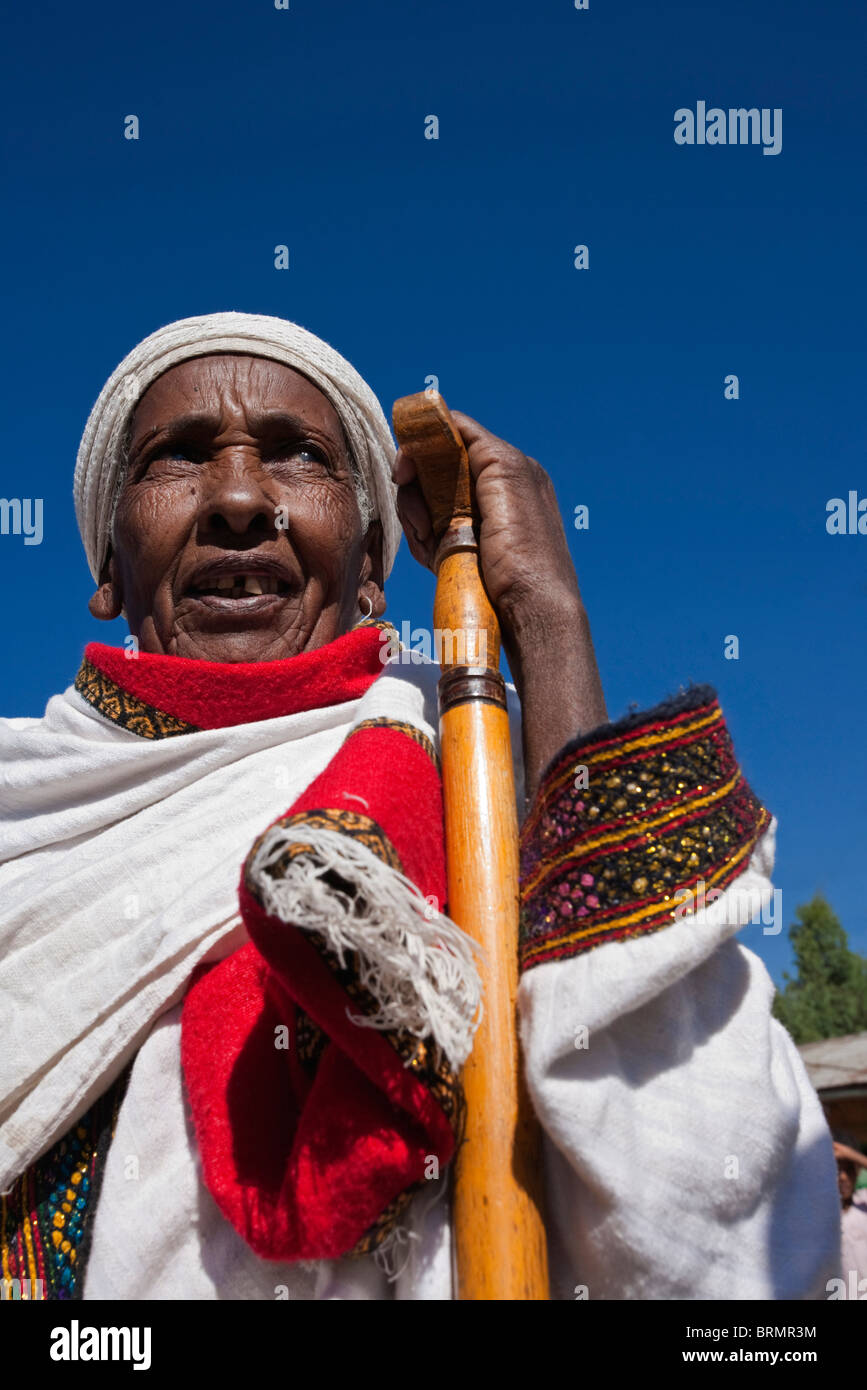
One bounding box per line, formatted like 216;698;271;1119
833;1137;867;1296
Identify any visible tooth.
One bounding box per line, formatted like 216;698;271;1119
217;576;234;591
245;576;263;595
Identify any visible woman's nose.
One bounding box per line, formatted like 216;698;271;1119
196;457;277;541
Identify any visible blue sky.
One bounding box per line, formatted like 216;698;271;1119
1;0;864;985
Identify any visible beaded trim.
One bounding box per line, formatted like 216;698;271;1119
245;805;463;1257
519;688;771;970
0;1067;131;1300
74;657;194;739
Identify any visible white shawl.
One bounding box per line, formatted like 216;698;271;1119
0;661;841;1300
0;654;447;1190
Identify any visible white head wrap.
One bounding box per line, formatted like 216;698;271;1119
73;311;401;583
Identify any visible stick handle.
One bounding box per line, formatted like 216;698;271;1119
392;391;550;1301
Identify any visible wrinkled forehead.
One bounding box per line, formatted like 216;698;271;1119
75;311;403;584
128;353;346;444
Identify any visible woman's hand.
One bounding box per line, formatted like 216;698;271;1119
393;409;607;802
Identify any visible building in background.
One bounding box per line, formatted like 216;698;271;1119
799;1031;867;1164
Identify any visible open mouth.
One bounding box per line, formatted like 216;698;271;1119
188;572;292;601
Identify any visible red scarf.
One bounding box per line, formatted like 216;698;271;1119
85;628;459;1264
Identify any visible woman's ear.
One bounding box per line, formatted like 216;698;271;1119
88;551;124;621
357;520;386;618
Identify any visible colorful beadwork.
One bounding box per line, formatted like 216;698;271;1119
519;686;771;970
0;1068;131;1300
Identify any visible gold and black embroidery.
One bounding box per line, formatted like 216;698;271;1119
352;618;399;637
350;1186;419;1259
294;1007;328;1074
247;807;404;881
74;658;194;740
302;922;464;1135
309;934;463;1260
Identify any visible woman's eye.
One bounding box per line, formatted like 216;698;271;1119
271;440;329;466
137;447;198;477
156;446;201;464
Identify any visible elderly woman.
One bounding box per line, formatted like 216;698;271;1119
0;313;839;1301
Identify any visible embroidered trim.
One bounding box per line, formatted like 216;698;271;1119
246;805;463;1258
321;928;463;1260
351;1186;418;1259
74;657;195;739
0;1066;131;1300
351;718;438;768
294;1007;328;1074
248;807;404;879
519;690;771;969
352;618;398;636
75;631;426;749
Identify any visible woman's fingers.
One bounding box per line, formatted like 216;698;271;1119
392;444;419;488
392;408;562;595
448;411;541;486
395;480;436;570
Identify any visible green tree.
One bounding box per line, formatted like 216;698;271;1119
772;895;867;1043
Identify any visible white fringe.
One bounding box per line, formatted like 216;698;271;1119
248;823;483;1071
373;1222;421;1282
375;1170;453;1285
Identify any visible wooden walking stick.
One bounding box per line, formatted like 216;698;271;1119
392;390;550;1301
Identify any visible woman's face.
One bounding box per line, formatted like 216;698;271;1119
838;1162;855;1202
89;354;384;662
